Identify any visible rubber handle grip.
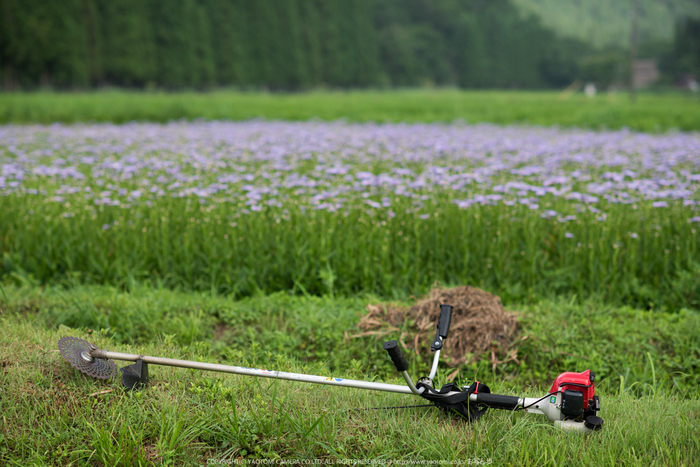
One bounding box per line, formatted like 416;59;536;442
383;340;408;372
437;304;453;338
475;393;520;409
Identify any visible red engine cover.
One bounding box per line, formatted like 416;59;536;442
549;370;595;408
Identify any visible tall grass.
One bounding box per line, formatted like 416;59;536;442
1;190;698;309
1;89;699;131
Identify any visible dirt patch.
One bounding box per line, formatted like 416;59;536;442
358;286;519;369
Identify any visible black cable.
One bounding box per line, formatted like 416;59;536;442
351;404;436;412
515;381;592;411
561;382;593;389
515;391;561;411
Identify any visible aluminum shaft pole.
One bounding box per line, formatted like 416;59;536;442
91;349;415;395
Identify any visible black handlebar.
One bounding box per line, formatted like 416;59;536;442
383;340;409;372
474;393;520;409
386;304;453;368
431;304;453;351
437;304;453;338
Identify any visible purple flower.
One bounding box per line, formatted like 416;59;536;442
453;199;474;209
565;232;574;238
1;120;698;220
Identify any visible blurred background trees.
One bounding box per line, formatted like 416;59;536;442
0;0;697;90
664;17;700;83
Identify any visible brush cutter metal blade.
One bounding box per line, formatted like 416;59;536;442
58;336;117;380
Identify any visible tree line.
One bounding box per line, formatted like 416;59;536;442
664;17;700;82
0;0;621;90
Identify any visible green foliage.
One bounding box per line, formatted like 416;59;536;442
0;0;91;88
507;300;700;397
373;0;584;88
2;285;699;396
205;0;244;86
89;415;151;467
148;0;201;88
667;17;700;78
512;0;700;49
9;0;700;90
1;291;699;463
0;0;589;90
1;89;700;131
94;0;155;87
1;172;699;310
579;52;629;88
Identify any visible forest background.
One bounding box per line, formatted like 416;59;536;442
1;0;700;91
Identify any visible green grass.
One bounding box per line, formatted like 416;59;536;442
1;287;699;465
2;283;698;396
2;89;699;463
2;89;699;310
1;89;699;131
3;189;699;310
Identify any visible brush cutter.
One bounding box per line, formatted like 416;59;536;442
57;304;603;432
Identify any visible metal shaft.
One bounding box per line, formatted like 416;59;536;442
401;371;423;395
91;349;415;395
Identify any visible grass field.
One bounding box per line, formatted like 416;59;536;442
2;284;699;394
1;89;700;132
1;284;699;465
1;90;699;464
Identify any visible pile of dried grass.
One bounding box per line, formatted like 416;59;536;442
357;286;519;369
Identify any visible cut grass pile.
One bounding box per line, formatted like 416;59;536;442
1;290;699;465
359;285;519;368
1;90;700;132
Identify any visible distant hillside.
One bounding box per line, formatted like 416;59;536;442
512;0;700;49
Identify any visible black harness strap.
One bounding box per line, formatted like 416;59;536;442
417;381;491;422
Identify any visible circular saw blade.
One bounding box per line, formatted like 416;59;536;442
58;336;117;380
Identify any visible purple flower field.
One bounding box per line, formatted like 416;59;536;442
1;121;699;305
1;121;699;217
